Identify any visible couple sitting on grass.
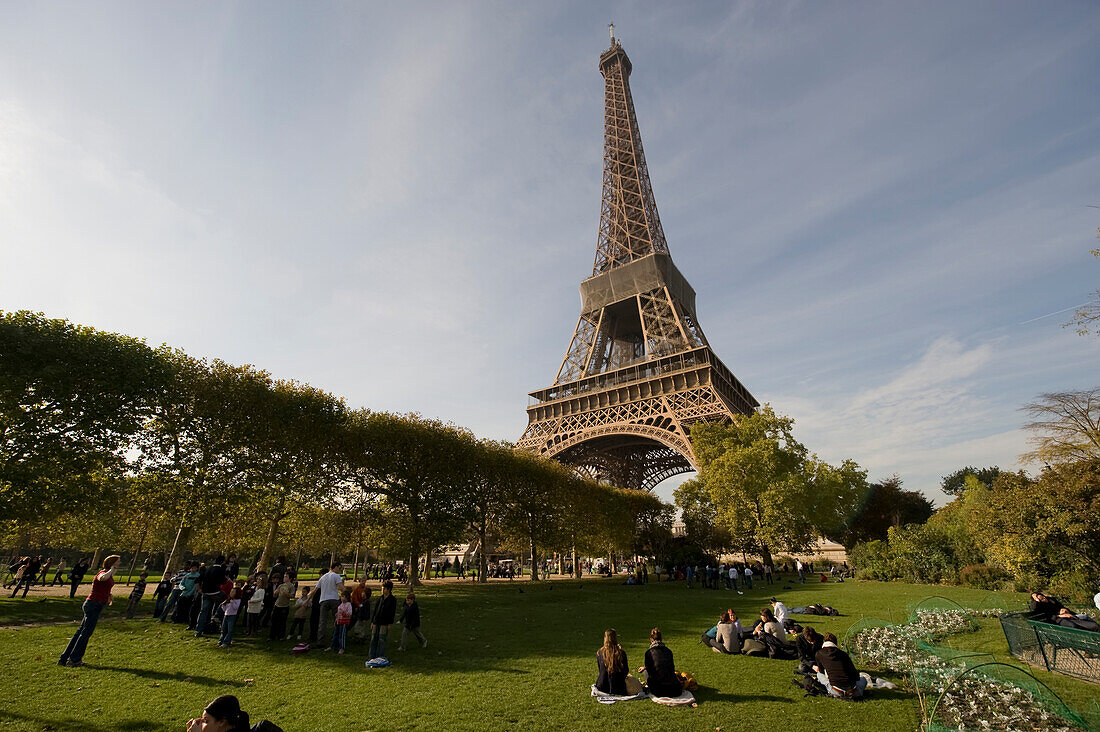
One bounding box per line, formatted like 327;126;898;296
595;627;683;698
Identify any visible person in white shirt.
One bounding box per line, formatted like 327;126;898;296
770;597;789;629
729;565;739;591
1094;583;1100;613
743;565;754;589
314;563;345;649
796;560;806;584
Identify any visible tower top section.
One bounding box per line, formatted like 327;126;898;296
592;39;666;274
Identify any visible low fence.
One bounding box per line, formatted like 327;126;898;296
1001;611;1100;683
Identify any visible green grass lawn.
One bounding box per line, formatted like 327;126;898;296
0;576;1092;731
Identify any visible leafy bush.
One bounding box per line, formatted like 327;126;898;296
958;563;1007;589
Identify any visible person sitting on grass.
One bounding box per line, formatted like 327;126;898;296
595;628;629;695
796;626;824;670
813;632;867;699
640;627;683;698
754;608;786;643
701;611;739;654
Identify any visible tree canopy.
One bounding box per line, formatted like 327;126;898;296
690;406;867;566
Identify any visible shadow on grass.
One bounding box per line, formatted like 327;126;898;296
92;663;248;687
695;688;794;704
0;711;159;731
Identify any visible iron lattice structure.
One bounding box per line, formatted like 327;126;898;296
517;36;758;490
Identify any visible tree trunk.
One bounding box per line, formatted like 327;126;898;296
407;526;421;586
529;537;539;581
329;550;336;569
572;543;580;579
478;529;489;584
90;547;104;574
759;541;774;570
257;497;286;574
352;545;360;581
424;545;433;581
125;521;150;586
162;521;192;579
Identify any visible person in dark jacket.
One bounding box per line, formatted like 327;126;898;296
68;558;90;599
368;580;397;660
594;628;629;695
813;632;867;698
796;626;824;666
10;556;41;598
195;556;227;637
1027;592;1065;620
396;591;427;651
641;627;682;697
1054;607;1100;632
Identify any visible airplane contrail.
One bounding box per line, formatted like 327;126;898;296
1018;301;1094;325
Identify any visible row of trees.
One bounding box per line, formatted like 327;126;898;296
848;388;1100;599
1;311;671;584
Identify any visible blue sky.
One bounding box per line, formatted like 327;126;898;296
2;2;1098;505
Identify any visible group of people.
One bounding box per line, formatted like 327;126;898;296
5;554;93;598
694;597;869;699
1027;591;1100;632
593;611;868;702
57;555;429;670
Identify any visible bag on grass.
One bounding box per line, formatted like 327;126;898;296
741;639;767;657
676;671;698;692
291;643;310;655
793;675;828;697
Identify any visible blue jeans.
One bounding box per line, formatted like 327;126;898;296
219;614;238;645
369;624;389;658
60;600;105;664
331;624;347;652
158;589;181;622
745;576;753;588
195;593;220;636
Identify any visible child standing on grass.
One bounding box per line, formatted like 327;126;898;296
397;592;427;651
288;586;309;640
126;571;149;619
245;576;265;636
330;589;353;654
218;588;242;647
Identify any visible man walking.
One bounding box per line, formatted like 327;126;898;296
314;562;345;648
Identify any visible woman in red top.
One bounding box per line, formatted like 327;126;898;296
59;554;120;667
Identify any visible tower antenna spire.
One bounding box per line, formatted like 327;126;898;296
609;23;614;45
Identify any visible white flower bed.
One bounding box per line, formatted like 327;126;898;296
847;608;1084;732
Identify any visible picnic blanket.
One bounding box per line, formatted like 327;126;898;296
648;689;696;706
590;675;646;704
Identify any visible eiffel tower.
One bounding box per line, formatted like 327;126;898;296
517;31;759;491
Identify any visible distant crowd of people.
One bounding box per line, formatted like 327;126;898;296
55;554;429;672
